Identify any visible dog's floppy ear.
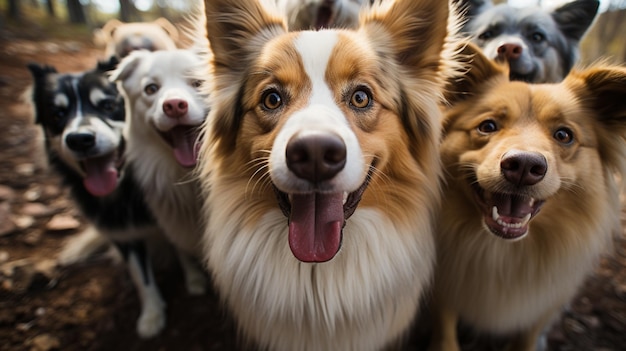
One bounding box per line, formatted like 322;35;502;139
203;0;287;153
93;19;123;47
153;17;179;42
552;0;599;41
444;42;507;106
109;50;145;83
571;66;626;173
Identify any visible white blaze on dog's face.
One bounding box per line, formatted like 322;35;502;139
112;50;207;167
202;0;454;262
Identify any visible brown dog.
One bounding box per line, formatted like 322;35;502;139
93;18;179;58
429;43;626;351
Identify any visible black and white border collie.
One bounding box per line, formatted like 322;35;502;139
28;59;167;338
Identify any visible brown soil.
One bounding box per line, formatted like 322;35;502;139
0;23;624;351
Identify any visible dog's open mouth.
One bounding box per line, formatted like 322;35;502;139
159;125;200;168
80;140;125;197
274;165;373;263
472;182;545;240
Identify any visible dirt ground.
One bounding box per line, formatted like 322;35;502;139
0;23;625;351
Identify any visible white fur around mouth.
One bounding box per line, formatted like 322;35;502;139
491;206;531;229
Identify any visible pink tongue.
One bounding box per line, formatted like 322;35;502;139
170;126;198;168
82;157;118;197
288;192;344;263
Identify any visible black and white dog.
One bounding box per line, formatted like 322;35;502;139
455;0;599;83
28;59;167;338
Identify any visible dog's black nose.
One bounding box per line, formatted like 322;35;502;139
501;150;547;186
66;132;96;152
286;131;346;183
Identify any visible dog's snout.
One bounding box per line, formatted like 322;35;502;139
286;131;346;183
501;151;547;186
65;132;96;152
497;43;523;60
163;99;188;119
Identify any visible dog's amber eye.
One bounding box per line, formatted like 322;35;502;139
350;90;371;109
262;90;282;110
553;128;574;144
477;120;498;134
144;83;159;95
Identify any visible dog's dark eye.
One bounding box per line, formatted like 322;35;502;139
191;80;203;89
144;83;159;95
530;32;545;43
350;89;371;109
478;30;494;40
262;90;282;110
554;127;574;144
99;99;115;112
477;120;498;134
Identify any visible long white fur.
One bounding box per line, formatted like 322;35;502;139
111;50;209;293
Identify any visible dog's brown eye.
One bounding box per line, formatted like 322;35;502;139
144;83;159;95
262;90;282;110
477;120;498;134
554;127;574;144
191;80;202;89
350;90;371;109
479;30;493;40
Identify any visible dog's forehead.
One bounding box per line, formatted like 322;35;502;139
475;5;557;34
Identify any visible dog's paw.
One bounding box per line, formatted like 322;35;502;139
136;303;166;339
57;228;111;266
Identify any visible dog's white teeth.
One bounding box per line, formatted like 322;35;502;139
529;198;535;207
492;206;531;229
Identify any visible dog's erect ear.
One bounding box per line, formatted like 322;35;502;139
552;0;599;41
27;63;57;124
362;0;452;80
444;42;506;106
572;66;626;174
27;63;57;79
109;51;145;83
204;0;286;76
153;17;179;42
97;56;120;73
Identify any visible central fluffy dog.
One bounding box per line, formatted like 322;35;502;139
199;0;458;350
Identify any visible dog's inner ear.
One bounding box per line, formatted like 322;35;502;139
551;0;599;41
444;42;506;105
582;68;626;125
204;0;287;75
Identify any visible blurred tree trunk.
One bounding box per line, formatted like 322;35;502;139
155;0;171;20
119;0;141;22
46;0;56;18
67;0;87;24
8;0;21;21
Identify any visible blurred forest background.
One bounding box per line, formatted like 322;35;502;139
0;0;624;64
